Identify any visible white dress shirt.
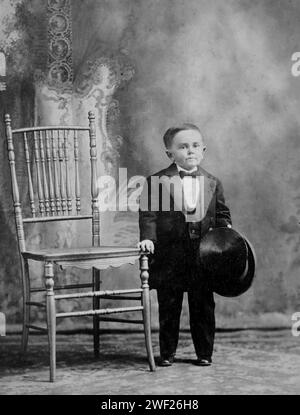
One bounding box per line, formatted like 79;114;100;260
175;163;231;228
176;164;201;212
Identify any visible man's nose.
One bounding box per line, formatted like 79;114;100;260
187;147;194;154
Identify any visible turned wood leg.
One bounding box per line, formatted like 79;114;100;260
21;258;30;356
92;268;100;357
45;262;56;382
140;254;156;372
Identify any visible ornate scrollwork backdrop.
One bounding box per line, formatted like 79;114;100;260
47;0;73;92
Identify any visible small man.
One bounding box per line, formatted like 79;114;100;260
138;123;232;366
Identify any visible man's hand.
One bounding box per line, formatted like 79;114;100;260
137;239;155;254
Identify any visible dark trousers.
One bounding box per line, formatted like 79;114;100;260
157;284;215;359
156;234;215;360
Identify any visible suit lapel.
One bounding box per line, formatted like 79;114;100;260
162;163;182;212
198;166;216;217
160;163;216;218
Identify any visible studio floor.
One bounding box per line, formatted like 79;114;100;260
0;329;300;395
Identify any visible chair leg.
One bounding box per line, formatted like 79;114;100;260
92;268;100;357
140;254;156;372
45;261;56;382
21;258;30;356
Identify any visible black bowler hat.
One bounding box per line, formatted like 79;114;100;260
198;227;256;297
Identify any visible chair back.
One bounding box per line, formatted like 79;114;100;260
5;111;100;252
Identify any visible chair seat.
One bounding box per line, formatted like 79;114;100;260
22;246;141;261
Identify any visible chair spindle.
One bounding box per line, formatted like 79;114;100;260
33;131;45;215
58;130;67;215
23;132;36;217
52;131;61;215
74;130;81;215
39;131;50;216
45;130;56;216
88;111;100;246
64;130;72;214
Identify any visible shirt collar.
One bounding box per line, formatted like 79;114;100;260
175;163;198;174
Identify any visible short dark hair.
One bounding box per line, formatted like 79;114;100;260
163;123;202;148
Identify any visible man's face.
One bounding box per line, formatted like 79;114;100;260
166;129;206;170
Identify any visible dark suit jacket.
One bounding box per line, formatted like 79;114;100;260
139;162;232;289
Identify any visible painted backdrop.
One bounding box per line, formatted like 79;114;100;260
0;0;300;330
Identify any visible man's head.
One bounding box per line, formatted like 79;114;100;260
163;123;206;170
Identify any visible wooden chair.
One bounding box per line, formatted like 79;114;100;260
4;111;156;382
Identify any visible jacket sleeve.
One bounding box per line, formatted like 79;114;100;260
215;179;232;227
138;176;158;242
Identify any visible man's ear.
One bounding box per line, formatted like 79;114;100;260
166;150;173;160
203;146;207;153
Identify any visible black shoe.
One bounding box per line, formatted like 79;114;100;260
195;357;212;366
158;356;175;367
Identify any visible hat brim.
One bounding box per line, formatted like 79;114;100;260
213;231;256;297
